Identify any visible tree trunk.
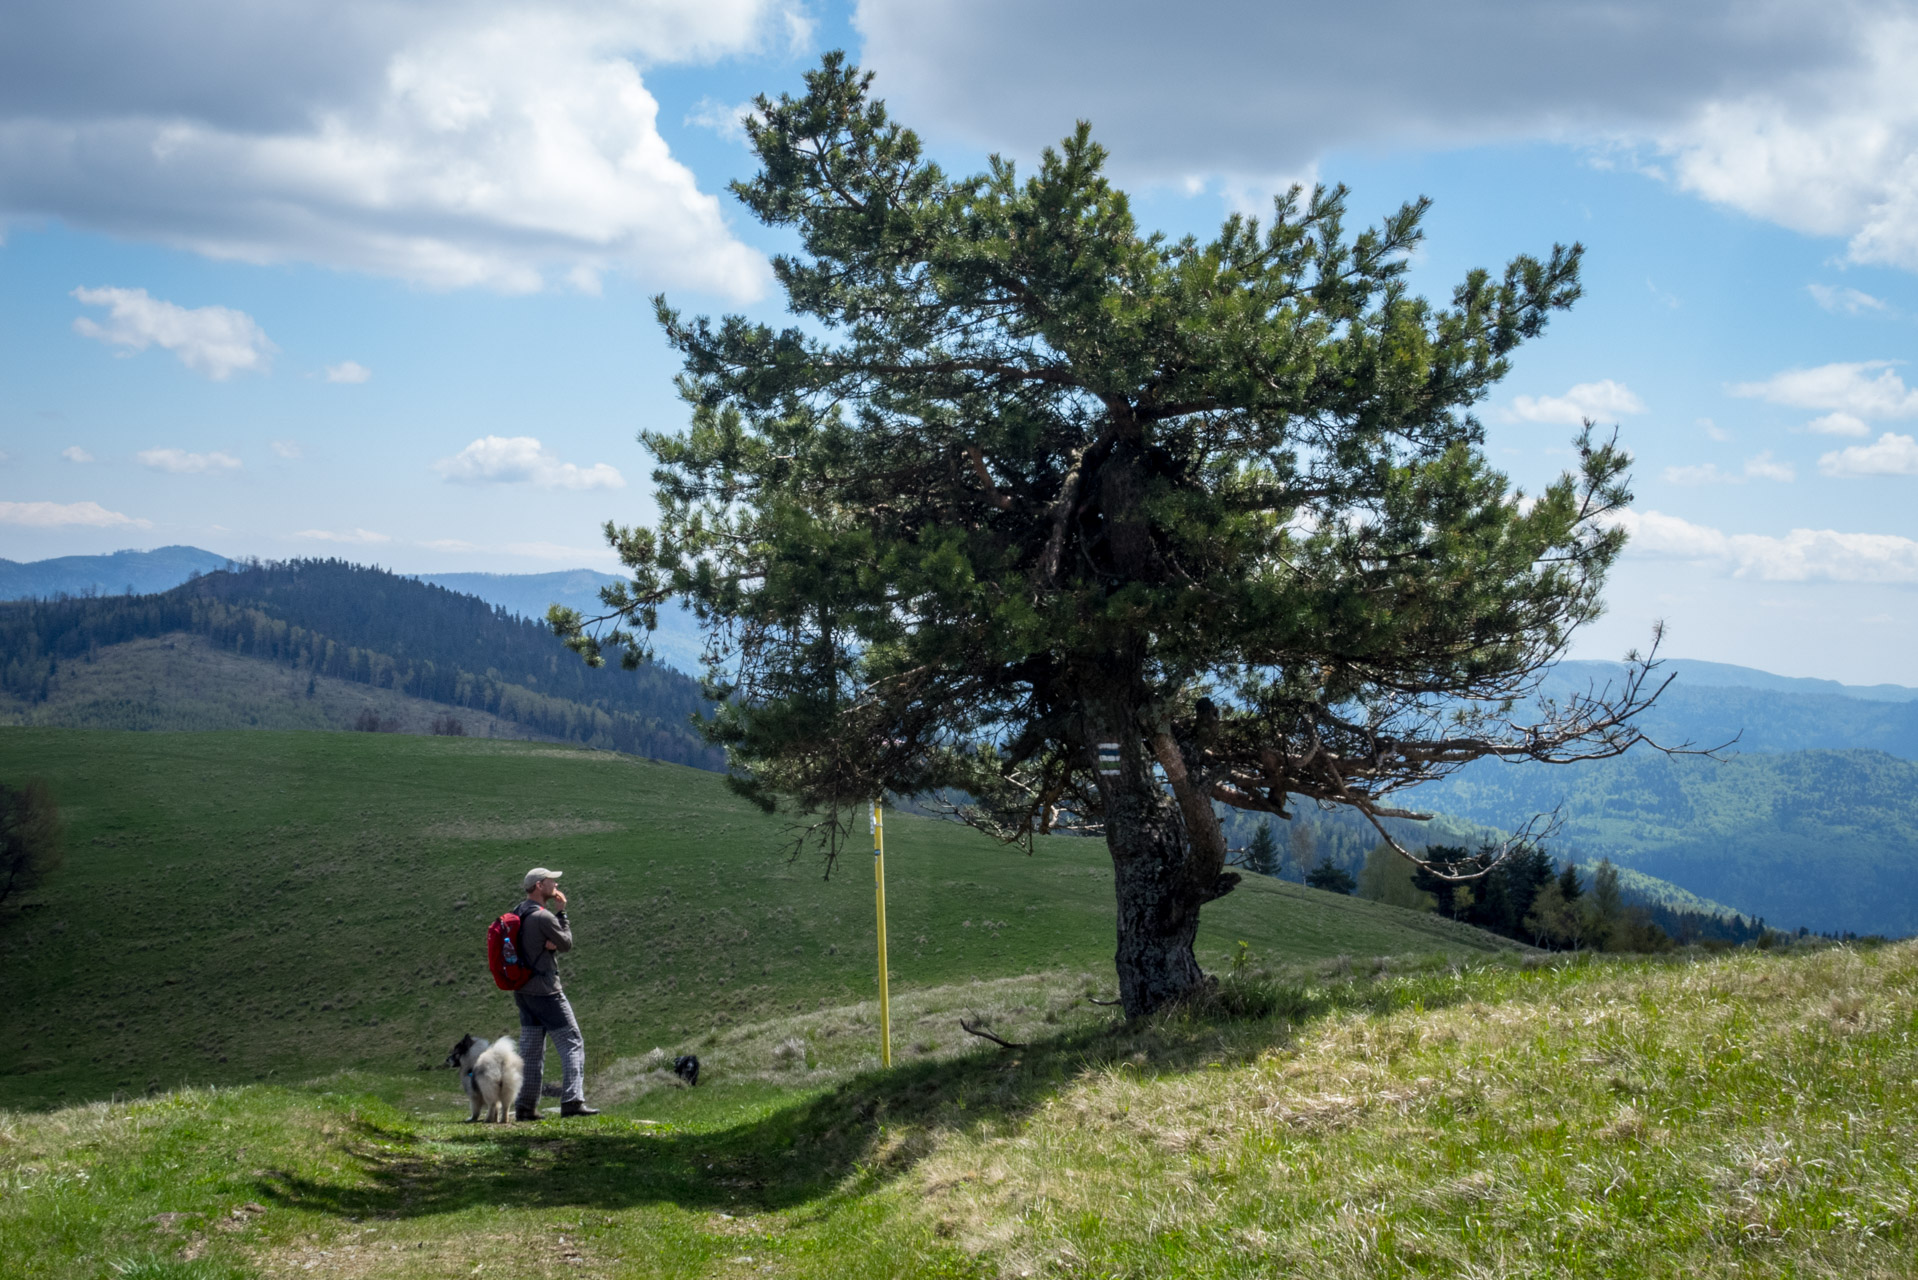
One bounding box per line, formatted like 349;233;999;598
1088;691;1222;1017
1107;800;1209;1016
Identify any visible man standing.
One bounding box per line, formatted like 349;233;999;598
511;868;599;1120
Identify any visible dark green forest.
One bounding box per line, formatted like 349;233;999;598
0;560;722;768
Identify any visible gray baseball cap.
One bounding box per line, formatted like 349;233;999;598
523;867;563;891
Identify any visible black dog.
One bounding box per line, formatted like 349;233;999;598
674;1054;700;1087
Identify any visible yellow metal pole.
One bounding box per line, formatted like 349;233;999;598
872;798;892;1068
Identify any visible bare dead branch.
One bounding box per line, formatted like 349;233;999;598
959;1018;1026;1049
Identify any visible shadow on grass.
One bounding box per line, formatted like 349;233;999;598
255;970;1477;1220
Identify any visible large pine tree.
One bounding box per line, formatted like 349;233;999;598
556;55;1668;1015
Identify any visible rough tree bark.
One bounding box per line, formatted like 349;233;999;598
1088;689;1241;1015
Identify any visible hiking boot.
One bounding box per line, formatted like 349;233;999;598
514;1108;544;1122
559;1102;600;1117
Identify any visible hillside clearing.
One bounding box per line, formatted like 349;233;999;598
3;944;1913;1278
0;631;538;738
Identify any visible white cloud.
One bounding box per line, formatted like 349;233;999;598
271;440;303;459
421;538;480;553
1656;13;1918;273
138;447;243;474
1807;412;1871;437
1808;283;1892;315
1743;451;1797;483
1663;451;1795;485
685;97;759;145
1;3;791;296
1697;417;1732;442
72;287;274;379
859;1;1855;173
324;360;371;384
434;435;624;490
852;2;1918;277
292;527;392;544
1508;379;1646;426
1609;508;1918;583
1819;432;1918;477
61;446;94;463
0;499;150;528
1662;463;1729;485
1730;361;1918;419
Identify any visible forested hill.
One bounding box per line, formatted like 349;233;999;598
1416;748;1918;937
0;559;722;768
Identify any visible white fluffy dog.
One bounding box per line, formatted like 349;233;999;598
444;1033;525;1123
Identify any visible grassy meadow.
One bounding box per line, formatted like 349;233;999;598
0;728;1506;1108
7;727;1914;1278
5;944;1915;1278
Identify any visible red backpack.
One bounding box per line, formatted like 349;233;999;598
487;907;537;991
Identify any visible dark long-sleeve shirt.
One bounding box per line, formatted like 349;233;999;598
514;898;573;996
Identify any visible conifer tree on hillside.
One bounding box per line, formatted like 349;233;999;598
1476;842;1555;939
1241;821;1282;877
555;55;1674;1015
1306;860;1359;896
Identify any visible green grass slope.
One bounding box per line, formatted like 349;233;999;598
3;944;1912;1279
0;728;1511;1109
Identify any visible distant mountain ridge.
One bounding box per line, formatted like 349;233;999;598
10;547;1914;703
1542;671;1918;760
415;568;625;622
416;568;705;674
0;545;235;599
1549;658;1918;704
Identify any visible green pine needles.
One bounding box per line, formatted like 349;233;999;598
553;53;1670;1014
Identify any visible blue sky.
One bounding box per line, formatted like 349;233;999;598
5;0;1918;683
